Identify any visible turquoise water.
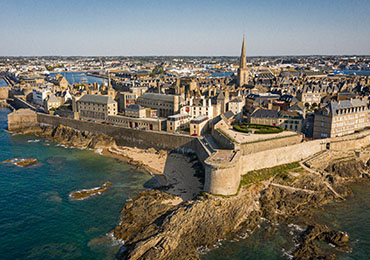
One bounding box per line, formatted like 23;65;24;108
333;70;370;76
0;108;152;259
202;182;370;260
1;105;369;260
49;72;107;85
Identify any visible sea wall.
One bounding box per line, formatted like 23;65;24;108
329;131;370;151
37;114;195;151
8;109;38;132
240;139;326;174
204;150;241;195
240;134;303;155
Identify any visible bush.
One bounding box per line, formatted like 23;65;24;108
233;125;250;133
254;128;283;134
235;123;283;134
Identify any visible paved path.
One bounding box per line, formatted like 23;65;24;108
270;183;317;194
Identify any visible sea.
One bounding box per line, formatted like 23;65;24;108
49;72;107;85
0;107;369;260
202;181;370;260
0;107;152;259
333;70;370;76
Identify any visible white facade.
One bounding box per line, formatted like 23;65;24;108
32;87;51;106
228;97;245;115
167;114;190;133
180;97;214;119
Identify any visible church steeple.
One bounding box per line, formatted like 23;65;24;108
240;35;247;69
237;35;249;87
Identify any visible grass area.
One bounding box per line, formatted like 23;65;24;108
240;162;301;186
233;123;283;134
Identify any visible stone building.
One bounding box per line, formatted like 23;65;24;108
313;99;368;138
190;115;209;136
45;94;62;111
237;35;249;87
228;96;245;115
180;96;214;119
250;108;303;132
124;104;146;118
136;93;181;118
77;94;117;121
106;115;165;131
167;114;190;133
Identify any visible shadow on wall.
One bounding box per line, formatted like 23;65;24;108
143;150;205;201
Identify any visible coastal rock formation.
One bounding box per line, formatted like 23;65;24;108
293;224;350;259
113;158;370;260
39;125;116;149
2;158;38;167
69;181;112;200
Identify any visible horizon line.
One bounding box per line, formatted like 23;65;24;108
1;54;370;58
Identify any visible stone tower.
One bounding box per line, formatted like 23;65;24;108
237;35;249;87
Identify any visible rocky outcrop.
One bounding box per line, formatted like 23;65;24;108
113;188;261;260
69;181;112;200
293;224;350;259
39;125;116;149
113;158;370;260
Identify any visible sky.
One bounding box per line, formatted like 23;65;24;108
0;0;370;56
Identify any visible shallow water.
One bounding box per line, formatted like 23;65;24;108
202;182;370;260
0;108;152;259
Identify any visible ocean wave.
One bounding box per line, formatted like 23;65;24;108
27;139;40;143
95;148;103;154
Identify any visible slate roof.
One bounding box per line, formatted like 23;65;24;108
328;99;367;116
78;94;116;104
251;108;279;119
138;93;178;102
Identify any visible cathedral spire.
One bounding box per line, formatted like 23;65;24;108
240;35;247;69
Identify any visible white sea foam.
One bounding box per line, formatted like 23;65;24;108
197;245;210;255
27;139;40;143
288;223;305;232
281;248;294;259
106;231;125;246
95;148;103;154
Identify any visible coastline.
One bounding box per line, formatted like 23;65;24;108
112;151;370;260
10;122;370;259
15;123;203;201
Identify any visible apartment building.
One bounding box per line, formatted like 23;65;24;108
180;97;214;119
77;94;117;121
313;99;368;138
136;93;181;118
167;114;190;133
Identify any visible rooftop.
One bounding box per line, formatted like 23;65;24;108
78;94;116;104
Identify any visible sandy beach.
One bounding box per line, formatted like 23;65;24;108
103;145;203;201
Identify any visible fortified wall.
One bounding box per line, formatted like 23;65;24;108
204;128;370;195
8;111;370;196
37;114;196;151
8;109;38;132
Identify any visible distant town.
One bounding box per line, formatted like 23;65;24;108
2;37;370;260
1;37;370;141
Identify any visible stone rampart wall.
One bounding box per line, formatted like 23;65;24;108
213;129;235;150
240;139;326;174
329;131;370;151
37;114;195;151
240;134;303;155
204;151;241;195
8;109;38;132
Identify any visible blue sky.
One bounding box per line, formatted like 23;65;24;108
0;0;370;56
